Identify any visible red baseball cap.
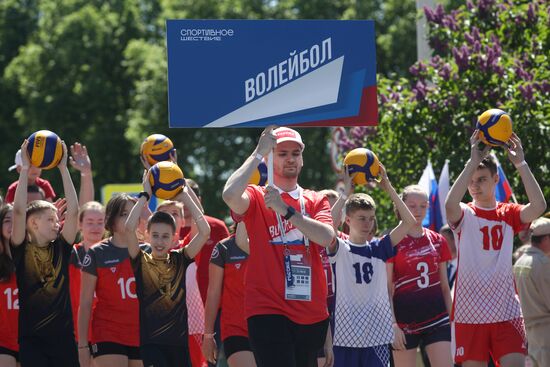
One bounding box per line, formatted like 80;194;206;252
273;127;305;151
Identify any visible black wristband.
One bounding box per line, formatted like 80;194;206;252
138;191;150;201
283;206;296;220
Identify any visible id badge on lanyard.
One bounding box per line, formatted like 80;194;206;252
279;191;312;301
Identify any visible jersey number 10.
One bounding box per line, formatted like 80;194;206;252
480;225;504;251
117;277;137;299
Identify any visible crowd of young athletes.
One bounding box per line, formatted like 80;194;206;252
0;126;547;367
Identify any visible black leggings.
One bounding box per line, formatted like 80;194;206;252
140;343;191;367
248;314;329;367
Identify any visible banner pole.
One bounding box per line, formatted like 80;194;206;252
267;150;274;187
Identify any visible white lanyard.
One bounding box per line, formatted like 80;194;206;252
276;188;310;251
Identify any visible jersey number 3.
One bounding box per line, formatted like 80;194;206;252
480;225;503;251
417;262;429;289
353;262;373;284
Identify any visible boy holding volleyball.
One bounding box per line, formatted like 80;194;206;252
125;171;210;367
10;139;80;366
445;130;546;367
327;163;415;367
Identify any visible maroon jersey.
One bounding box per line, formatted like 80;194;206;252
388;228;452;334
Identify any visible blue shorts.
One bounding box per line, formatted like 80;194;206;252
334;345;390;367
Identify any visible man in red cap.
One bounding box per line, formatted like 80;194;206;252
223;126;335;367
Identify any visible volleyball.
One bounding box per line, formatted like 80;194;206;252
249;161;268;186
343;148;380;185
27;130;63;169
149;161;185;199
140;134;175;166
476;109;513;147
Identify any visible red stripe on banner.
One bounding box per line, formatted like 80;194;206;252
291;86;379;127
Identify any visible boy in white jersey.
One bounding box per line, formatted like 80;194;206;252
328;164;415;367
445;131;546;367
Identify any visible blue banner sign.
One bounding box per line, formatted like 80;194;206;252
166;20;377;128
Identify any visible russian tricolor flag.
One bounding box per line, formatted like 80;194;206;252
491;153;513;203
418;161;444;232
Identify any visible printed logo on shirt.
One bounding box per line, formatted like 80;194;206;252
110;267;117;273
269;224;305;246
408;246;435;258
230;255;246;261
104;259;121;265
82;254;92;267
211;247;220;259
235;264;241;269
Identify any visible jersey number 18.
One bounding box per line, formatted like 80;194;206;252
352;262;373;284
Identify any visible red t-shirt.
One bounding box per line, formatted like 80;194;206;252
5;177;56;203
210;236;249;339
240;185;332;325
0;272;18;351
82;240;140;346
191;216;229;304
69;243;96;341
388;228;452;333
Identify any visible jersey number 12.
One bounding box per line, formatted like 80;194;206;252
3;288;19;310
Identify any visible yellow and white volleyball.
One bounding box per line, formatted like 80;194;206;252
476;109;513;147
140;134;175;166
343;148;380;185
149;161;185;200
249;160;268;186
27;130;63;169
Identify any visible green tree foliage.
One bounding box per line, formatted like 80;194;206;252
0;0;38;181
0;0;415;217
337;0;549;231
3;0;144;194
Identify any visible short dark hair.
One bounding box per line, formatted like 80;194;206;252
105;193;137;234
147;211;176;233
185;178;200;198
28;185;45;197
26;200;56;220
477;155;497;176
345;193;376;215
